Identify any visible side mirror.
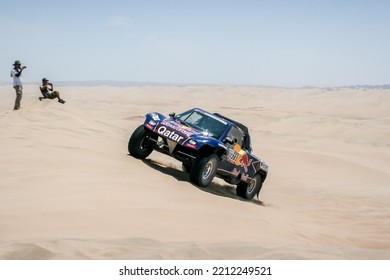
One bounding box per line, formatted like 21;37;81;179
169;112;176;118
224;137;235;145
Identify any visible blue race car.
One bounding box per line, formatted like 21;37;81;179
128;108;268;200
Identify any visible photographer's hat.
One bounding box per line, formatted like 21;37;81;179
13;60;21;65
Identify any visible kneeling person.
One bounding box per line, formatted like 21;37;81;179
39;78;65;104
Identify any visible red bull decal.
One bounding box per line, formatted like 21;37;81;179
227;144;253;173
232;168;250;182
239;153;252;173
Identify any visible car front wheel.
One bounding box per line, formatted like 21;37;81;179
190;154;218;187
128;125;154;159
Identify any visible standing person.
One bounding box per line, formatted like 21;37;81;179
10;60;26;110
39;78;66;104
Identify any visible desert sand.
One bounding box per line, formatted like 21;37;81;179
0;84;389;259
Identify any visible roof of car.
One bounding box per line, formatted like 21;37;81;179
213;113;249;135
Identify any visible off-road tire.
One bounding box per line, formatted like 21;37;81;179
128;125;154;159
236;173;263;200
190;154;218;187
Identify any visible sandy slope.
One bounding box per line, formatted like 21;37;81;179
0;85;389;259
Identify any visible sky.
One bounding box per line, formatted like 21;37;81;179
1;0;389;87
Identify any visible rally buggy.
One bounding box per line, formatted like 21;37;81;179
128;108;268;200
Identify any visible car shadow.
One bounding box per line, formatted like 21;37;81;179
141;158;265;206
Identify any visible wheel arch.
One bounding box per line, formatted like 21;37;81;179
258;170;268;182
254;171;267;198
197;144;226;160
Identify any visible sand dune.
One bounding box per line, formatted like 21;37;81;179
0;85;389;259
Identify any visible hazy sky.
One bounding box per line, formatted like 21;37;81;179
1;0;389;86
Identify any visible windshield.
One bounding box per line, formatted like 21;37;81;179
176;109;228;139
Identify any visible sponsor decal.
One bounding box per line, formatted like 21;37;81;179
161;121;196;137
145;123;154;130
239;152;252;173
232;168;240;176
156;125;184;143
232;168;250;182
227;144;253;173
241;173;250;182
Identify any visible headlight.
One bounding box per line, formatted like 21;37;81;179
149;120;157;126
260;161;269;172
185;139;197;149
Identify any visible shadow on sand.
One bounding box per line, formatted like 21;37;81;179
141;158;264;206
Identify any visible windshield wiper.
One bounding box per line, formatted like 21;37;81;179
176;118;191;127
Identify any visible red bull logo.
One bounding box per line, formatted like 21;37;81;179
239;153;252;173
227;144;253;173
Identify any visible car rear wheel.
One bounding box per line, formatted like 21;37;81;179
236;173;262;200
190;154;218;187
128;125;154;159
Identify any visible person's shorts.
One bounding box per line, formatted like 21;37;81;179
47;92;57;99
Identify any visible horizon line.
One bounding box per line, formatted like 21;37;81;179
1;80;389;89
